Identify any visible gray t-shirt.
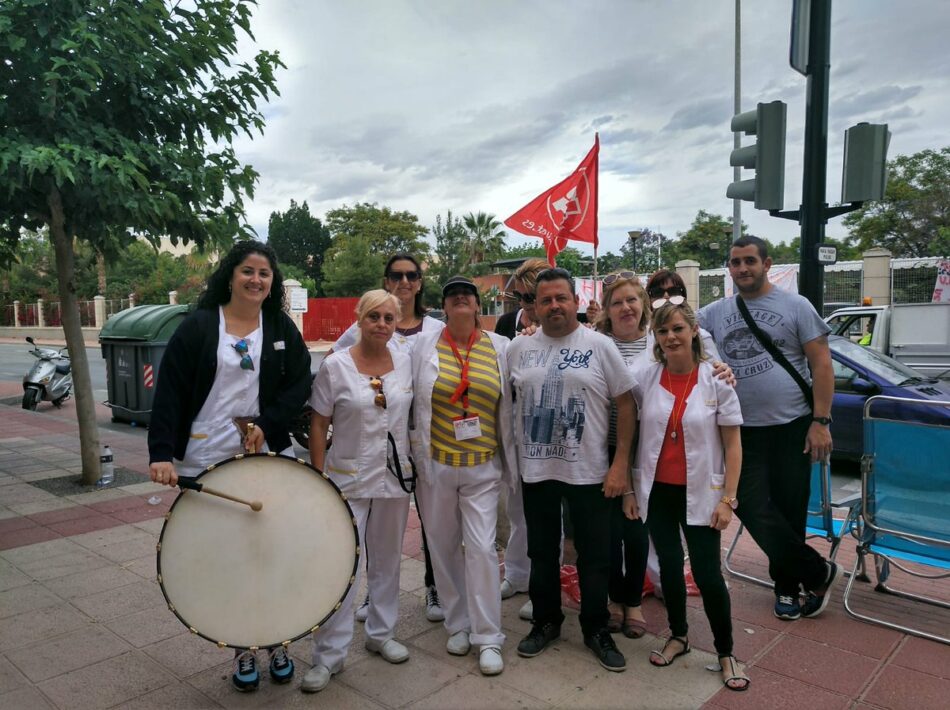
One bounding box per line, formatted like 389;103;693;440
698;289;830;426
506;325;637;485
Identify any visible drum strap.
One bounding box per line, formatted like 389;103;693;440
387;432;417;494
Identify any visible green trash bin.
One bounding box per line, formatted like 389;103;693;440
99;304;190;426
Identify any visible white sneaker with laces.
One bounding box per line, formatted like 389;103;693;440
364;638;410;664
300;664;332;693
425;585;445;622
446;631;471;656
479;645;504;675
355;595;370;622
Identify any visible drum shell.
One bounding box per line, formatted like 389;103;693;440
157;453;358;650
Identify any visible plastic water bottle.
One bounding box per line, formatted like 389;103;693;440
96;445;115;488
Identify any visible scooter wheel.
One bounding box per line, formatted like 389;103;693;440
22;388;40;411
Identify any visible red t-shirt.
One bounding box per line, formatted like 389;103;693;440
654;370;698;486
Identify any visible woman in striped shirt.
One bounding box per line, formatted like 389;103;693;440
410;276;516;676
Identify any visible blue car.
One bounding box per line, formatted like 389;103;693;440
829;335;950;460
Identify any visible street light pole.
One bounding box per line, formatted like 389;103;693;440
733;0;742;243
627;230;642;273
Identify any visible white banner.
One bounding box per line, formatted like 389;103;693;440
933;259;950;303
725;263;799;297
575;278;603;312
289;287;309;313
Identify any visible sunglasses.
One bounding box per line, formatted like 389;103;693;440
386;270;421;282
231;339;254;370
648;284;686;299
603;271;638;286
370;376;387;409
652;294;686;309
509;290;536;305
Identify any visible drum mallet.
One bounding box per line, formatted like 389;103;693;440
177;478;263;512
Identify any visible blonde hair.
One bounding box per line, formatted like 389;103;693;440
651;301;706;364
356;289;401;324
597;274;649;335
514;258;550;294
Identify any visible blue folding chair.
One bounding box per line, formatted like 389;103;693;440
842;395;950;644
724;459;859;588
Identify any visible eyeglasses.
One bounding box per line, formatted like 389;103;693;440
603;271;638;286
386;270;421;282
370;376;387;409
231;339;254;370
651;294;686;309
648;284;686;299
509;290;536;305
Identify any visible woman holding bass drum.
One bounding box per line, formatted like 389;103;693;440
303;289;415;693
148;240;312;693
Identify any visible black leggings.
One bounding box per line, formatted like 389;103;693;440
606;445;648;607
647;482;733;657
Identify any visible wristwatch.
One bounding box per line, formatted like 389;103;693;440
812;416;833;426
720;495;738;510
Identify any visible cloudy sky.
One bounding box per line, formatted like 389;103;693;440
232;0;950;258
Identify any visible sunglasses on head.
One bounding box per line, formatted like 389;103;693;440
603;271;638;286
370;376;387;409
509;290;536;305
386;270;421;282
652;294;686;309
231;339;254;370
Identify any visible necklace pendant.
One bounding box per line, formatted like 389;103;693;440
671;430;678;441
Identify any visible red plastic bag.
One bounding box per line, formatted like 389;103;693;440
559;565;581;610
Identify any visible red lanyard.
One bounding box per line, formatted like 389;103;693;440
443;329;478;411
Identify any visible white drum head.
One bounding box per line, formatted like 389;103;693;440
158;454;358;649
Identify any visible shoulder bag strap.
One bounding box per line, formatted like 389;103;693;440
735;296;814;411
387;431;417;494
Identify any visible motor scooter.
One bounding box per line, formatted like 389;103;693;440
22;336;73;410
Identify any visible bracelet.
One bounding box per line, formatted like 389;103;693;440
622;490;636;497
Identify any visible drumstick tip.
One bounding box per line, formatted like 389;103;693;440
251;501;263;512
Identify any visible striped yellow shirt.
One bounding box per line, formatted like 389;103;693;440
430;331;501;467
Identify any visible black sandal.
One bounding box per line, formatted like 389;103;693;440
719;655;750;691
649;636;690;667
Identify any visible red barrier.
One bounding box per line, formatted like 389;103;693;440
302;298;359;342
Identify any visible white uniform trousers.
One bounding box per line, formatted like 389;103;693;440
503;480;530;590
417;457;505;647
311;495;409;672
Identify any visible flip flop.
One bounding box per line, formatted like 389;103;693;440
719;655;750;692
622;613;647;639
649;636;690;667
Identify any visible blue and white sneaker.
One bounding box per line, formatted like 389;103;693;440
268;646;295;683
802;561;843;618
232;650;260;692
773;594;801;620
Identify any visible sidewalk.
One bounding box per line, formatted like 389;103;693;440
1;403;948;709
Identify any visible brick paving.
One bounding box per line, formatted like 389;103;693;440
1;403;948;709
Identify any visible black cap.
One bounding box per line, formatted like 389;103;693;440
441;275;479;302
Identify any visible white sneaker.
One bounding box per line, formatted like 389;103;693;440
500;579;526;599
425;585;445;622
364;638;409;664
355;594;370;622
518;599;533;621
446;631;471;656
479;645;504;675
300;664;332;693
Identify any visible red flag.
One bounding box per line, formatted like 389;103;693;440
504;135;599;266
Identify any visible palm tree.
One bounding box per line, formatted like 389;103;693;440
462;212;506;265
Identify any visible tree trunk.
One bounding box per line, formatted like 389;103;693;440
48;186;101;484
96;249;107;295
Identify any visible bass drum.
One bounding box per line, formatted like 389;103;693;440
157;453;358;650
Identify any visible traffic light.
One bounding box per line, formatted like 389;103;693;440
727;100;787;211
841;122;890;203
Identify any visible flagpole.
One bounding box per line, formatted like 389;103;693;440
593;245;598;281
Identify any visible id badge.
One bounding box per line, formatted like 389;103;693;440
453;415;482;441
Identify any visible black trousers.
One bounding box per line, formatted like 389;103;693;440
647;482;733;657
736;416;827;596
523;479;610;636
608;498;649;607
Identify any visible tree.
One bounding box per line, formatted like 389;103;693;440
462;211;507;267
325;203;431;260
267;200;331;294
665;211;744;269
843;147;950;257
595;251;624;274
0;1;282;483
321;235;388;297
620;228;670;273
428;211;468;301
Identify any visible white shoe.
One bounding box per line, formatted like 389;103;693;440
518;599;533;621
300;664;332;693
500;579;526;599
355;595;369;622
364;638;409;664
425;585;445;622
479;645;504;675
446;631;471;656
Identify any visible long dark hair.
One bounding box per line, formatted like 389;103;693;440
197;240;286;316
383;253;426;318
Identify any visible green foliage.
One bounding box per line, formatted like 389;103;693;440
325;203;431;261
665;211;740;269
0;0;283;254
619;228;670;272
461;211;507;268
843;147;950;257
595;251;623;274
267;200;331;295
427;211;468;303
0;231;58;301
321;234;387;297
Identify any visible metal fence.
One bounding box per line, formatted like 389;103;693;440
891;258;941;304
699;261;864;311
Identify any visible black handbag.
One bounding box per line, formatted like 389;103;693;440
735;296;814;411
